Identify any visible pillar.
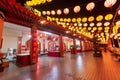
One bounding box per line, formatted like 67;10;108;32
17;36;22;54
59;34;64;57
30;25;38;64
73;38;76;54
79;40;82;51
0;12;4;49
43;38;45;53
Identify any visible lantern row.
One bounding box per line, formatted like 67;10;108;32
47;14;113;23
38;0;117;16
26;0;52;6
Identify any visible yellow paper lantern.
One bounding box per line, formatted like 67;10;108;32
96;15;103;21
88;16;94;22
67;18;71;22
64;18;67;22
82;17;87;22
93;27;97;31
88;27;92;30
60;18;63;22
105;14;113;20
77;18;81;22
98;27;102;30
105;26;110;30
72;18;76;22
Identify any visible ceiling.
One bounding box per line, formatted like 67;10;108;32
0;0;120;42
16;0;120;18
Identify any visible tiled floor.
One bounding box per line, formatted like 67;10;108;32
0;51;120;80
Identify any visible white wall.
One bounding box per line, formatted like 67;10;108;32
1;27;18;53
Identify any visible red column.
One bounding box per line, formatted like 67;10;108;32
17;36;22;54
73;38;76;54
80;40;82;51
30;25;38;64
59;34;64;57
43;38;45;53
0;17;4;49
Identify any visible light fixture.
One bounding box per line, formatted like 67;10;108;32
97;22;102;26
86;2;95;11
42;11;46;15
51;10;55;15
74;5;81;13
105;14;113;20
96;15;103;21
82;17;87;22
63;8;69;14
104;0;117;8
104;22;110;26
118;10;120;15
83;23;88;26
90;23;95;27
88;16;94;22
46;11;50;15
77;18;81;22
116;21;120;25
57;9;62;15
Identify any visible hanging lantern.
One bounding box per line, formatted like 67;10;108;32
77;18;81;22
72;18;76;22
98;27;102;30
47;0;52;2
116;21;120;25
88;27;92;30
42;11;46;15
83;27;87;30
88;16;94;22
104;22;110;26
90;23;95;27
86;2;95;11
104;0;117;8
46;11;50;15
67;18;71;22
82;17;87;22
63;18;67;22
57;9;62;15
74;5;81;13
118;10;120;15
83;23;88;26
60;18;63;22
105;14;113;20
97;22;102;26
63;8;69;14
93;27;97;31
105;26;110;30
96;15;103;21
79;27;82;30
78;23;82;26
51;10;55;15
74;23;77;26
